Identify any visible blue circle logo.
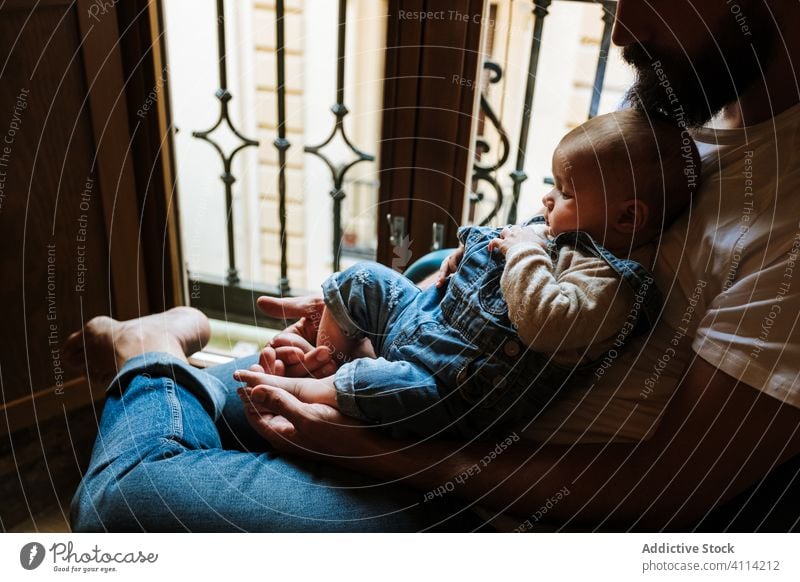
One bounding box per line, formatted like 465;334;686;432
20;542;46;570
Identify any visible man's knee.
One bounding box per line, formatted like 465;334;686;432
70;475;134;532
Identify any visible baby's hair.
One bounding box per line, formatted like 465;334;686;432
559;108;701;234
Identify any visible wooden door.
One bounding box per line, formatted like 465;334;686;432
0;0;179;529
377;0;485;268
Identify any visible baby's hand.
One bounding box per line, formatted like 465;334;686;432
435;243;465;288
488;225;549;255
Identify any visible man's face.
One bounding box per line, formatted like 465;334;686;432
613;0;776;126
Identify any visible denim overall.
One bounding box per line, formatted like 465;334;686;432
324;216;662;440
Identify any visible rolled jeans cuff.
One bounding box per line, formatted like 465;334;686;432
321;273;364;340
107;352;227;420
333;361;371;421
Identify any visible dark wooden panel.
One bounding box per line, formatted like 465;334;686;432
410;0;482;254
76;0;150;319
450;0;484;229
0;0;175;532
2;0;73;9
116;0;184;312
377;0;483;267
0;5;112;401
0;402;99;531
377;0;425;267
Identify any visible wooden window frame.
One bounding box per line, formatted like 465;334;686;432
377;0;485;266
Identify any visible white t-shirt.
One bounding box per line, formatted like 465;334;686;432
519;102;800;445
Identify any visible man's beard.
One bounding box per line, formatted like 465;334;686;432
621;14;776;127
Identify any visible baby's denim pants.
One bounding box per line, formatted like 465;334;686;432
323;216;661;440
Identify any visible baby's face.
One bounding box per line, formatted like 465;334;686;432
542;144;623;239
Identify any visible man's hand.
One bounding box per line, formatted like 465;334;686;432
238;384;375;459
488;225;549;256
257;295;325;343
435;244;465;288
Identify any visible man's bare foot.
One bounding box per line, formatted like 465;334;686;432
234;369;337;408
63;306;211;385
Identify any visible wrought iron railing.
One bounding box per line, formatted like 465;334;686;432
301;0;375;276
191;0;260;288
187;0;376;326
470;0;617;226
187;0;617;326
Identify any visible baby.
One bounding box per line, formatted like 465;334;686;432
248;109;699;439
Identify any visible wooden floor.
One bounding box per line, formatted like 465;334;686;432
7;503;71;533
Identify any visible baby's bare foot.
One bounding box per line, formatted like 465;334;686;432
63;307;210;385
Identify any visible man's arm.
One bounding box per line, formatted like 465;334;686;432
254;356;800;529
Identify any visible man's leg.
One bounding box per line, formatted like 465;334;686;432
202;354;267;452
70;312;482;532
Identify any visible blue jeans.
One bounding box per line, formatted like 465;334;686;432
70;353;483;532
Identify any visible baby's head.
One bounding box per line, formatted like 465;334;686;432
542;109;700;252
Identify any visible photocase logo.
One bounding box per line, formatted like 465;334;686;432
20;542;46;570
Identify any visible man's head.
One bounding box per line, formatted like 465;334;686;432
613;0;780;127
543;109;700;251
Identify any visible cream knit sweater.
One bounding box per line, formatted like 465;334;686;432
499;224;634;364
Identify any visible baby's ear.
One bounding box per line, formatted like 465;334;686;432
615;199;649;234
